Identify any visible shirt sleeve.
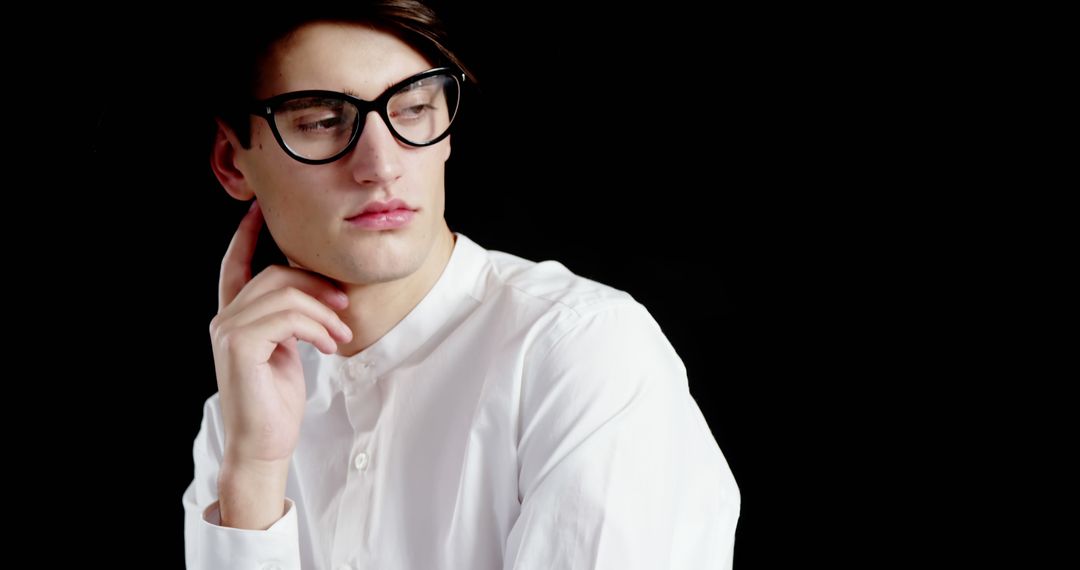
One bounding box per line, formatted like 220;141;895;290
506;301;741;570
182;394;302;569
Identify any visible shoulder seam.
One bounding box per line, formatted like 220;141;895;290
529;297;647;370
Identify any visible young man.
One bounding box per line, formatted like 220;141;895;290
184;4;740;568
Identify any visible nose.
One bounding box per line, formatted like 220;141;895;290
344;110;404;186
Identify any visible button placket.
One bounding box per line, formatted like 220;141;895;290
340;358;380;432
333;356;383;567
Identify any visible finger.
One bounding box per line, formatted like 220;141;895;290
228;264;350;318
219;200;263;312
229;286;353;343
241;310;342;358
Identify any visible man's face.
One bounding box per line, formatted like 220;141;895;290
228;21;452;285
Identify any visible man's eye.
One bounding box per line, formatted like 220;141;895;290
392;104;434;120
297;115;345;132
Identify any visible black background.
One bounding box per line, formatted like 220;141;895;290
36;4;879;567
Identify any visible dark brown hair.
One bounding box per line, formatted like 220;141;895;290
208;1;476;150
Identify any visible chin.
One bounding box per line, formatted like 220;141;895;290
351;265;418;285
344;249;424;283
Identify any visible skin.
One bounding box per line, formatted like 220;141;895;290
207;21;457;529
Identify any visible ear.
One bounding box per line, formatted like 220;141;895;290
210;118;256;201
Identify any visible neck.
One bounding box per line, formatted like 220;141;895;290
331;226;457;358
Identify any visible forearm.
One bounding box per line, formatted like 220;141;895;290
217;458;290;530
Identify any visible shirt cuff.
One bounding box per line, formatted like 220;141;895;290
194;498;300;569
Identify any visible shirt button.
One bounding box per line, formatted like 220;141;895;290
347;358;375;378
354;451;369;471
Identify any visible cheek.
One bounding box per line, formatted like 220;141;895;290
239;129;284;188
246;145;315;199
246;164;323;239
408;143;450;181
440;137;451;162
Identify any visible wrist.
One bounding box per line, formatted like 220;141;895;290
217;457;290;530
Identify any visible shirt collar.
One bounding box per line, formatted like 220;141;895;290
318;231;489;382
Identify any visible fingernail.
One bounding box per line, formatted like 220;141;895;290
249;200;258;213
335;291;349;305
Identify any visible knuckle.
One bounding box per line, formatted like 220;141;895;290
217;328;238;351
209;315;230;341
247;265;270;285
281;286;304;302
208;314;221;334
285;311;305;328
261;264;285;280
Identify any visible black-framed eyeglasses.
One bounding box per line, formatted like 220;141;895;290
249;67;464;165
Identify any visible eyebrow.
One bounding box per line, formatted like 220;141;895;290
342;74;428;100
342;81;394;99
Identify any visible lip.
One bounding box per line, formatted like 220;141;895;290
344;198;418;231
346;198;415;218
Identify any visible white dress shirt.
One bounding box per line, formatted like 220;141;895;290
184;231;740;570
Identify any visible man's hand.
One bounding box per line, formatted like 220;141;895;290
208;200;353;529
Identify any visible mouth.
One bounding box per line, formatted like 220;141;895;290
345;205;417;231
